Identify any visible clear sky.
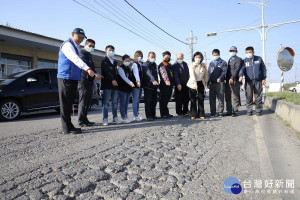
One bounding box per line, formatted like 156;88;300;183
1;0;300;83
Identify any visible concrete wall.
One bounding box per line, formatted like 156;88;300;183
264;96;300;133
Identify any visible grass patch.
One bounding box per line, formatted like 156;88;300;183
265;91;300;105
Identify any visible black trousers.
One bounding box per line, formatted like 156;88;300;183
144;87;157;119
78;79;93;124
189;81;205;118
175;84;189;115
225;82;232;114
159;85;172;117
58;78;78;132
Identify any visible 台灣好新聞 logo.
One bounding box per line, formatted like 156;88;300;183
224;177;242;194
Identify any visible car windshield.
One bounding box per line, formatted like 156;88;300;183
4;71;31;79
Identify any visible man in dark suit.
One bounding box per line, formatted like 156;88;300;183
78;39;102;127
141;51;159;121
225;46;244;117
172;53;190;116
101;45;120;125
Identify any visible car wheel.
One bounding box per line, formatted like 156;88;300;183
293;88;296;92
0;99;21;121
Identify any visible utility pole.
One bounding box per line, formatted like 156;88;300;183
204;52;210;66
280;44;284;92
186;30;197;63
205;0;300;88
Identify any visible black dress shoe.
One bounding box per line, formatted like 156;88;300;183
147;117;154;121
68;128;81;134
79;123;93;127
232;113;239;117
225;112;232;116
87;121;95;125
64;128;82;134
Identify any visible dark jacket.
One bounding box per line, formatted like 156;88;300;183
172;61;189;86
101;57;118;90
79;49;97;82
117;64;134;92
227;56;244;82
239;55;267;82
208;58;228;84
158;62;174;87
141;60;158;89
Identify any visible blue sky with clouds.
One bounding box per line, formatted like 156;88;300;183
1;0;300;83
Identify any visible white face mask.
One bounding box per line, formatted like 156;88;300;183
108;51;115;57
177;59;183;64
149;58;156;63
123;61;131;66
230;52;236;57
212;56;220;61
137;57;143;62
87;47;94;53
246;53;253;59
195;58;201;64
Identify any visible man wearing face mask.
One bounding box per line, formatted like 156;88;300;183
141;51;159;121
78;39;102;127
158;51;174;119
57;28;95;134
101;45;121;126
225;46;244;117
172;53;190;117
239;46;267;116
207;49;228;117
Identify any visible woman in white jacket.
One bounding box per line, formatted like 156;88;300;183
186;52;208;120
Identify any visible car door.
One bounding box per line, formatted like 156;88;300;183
49;69;59;105
21;70;57;110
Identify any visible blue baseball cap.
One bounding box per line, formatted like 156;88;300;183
229;46;237;51
72;28;87;39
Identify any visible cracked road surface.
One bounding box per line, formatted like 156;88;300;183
0;101;299;199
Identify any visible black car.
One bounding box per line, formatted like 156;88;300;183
0;68;99;121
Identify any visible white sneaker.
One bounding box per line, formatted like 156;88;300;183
135;115;143;122
122;119;132;124
103;118;108;126
113;117;121;124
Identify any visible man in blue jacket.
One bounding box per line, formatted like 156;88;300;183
57;28;95;134
239;46;267;116
208;49;228;117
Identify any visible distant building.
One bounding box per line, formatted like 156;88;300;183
0;25;122;77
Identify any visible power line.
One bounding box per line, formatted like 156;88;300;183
123;0;189;45
99;0;184;52
89;0;173;52
73;0;176;54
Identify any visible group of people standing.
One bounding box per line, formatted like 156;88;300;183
57;28;267;134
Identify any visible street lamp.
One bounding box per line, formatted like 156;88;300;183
205;0;300;86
